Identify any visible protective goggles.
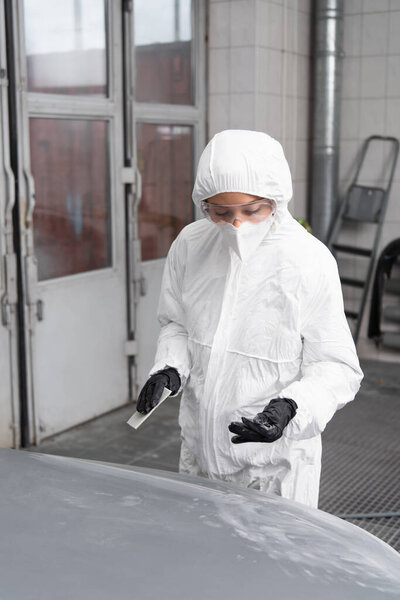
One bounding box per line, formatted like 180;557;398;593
200;198;276;225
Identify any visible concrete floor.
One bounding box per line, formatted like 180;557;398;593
31;358;400;551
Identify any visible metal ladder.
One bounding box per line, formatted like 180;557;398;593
327;135;400;344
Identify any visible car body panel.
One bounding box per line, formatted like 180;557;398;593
1;448;399;599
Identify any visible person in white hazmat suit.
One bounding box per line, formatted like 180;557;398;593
137;129;363;508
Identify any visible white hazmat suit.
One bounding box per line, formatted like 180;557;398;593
150;130;363;507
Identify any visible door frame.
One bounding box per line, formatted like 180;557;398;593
0;0;20;448
10;0;129;444
124;0;207;392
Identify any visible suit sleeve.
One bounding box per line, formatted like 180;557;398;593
149;235;191;385
280;250;363;440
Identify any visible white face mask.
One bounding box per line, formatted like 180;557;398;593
218;215;274;262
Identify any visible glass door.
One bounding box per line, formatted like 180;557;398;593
131;0;206;389
14;0;129;442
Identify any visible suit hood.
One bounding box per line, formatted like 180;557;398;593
192;130;293;223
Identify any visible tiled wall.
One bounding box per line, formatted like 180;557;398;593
208;0;400;362
208;0;311;220
340;0;400;361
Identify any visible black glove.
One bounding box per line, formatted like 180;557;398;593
137;367;181;414
228;398;297;444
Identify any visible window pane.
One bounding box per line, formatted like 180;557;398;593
30;118;111;280
134;0;193;104
24;0;107;96
137;124;193;260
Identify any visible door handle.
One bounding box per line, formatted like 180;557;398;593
1;253;18;328
4;165;15;227
130;170;146;296
23;172;43;320
25;255;44;322
25;170;36;227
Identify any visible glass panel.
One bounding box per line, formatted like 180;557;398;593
24;0;107;96
29;118;111;280
137;123;193;260
134;0;193;104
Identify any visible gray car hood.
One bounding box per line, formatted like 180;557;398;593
1;448;399;599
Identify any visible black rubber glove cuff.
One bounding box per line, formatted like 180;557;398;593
161;367;181;395
260;397;297;428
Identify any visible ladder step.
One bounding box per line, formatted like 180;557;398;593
345;310;359;319
333;244;372;257
340;277;365;289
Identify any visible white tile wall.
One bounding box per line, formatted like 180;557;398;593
257;1;283;49
294;139;309;180
296;55;310;98
385;98;400;138
343;14;362;57
230;93;256;128
285;0;311;12
255;0;269;46
297;10;311;55
291;180;308;219
209;0;311;182
296;98;310;140
386;55;400;97
361;12;389;56
356;140;385;184
256;47;282;94
339;1;400;360
255;47;269;94
208;94;231;137
342;57;362;99
230;46;256;92
383;181;400;223
344;0;363;15
209;48;230;94
209;2;230;48
230;0;256;46
284;52;298;97
264;94;283;139
283;96;296;139
340;99;360;139
388;9;400;54
268;49;283;93
254;93;268;129
363;0;390;13
359;98;386;138
360;56;387;98
339;140;362;184
283;8;299;54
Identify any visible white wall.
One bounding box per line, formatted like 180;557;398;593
208;0;400;362
340;0;400;361
208;0;311;220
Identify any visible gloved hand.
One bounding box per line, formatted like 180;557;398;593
137;367;181;414
228;398;297;444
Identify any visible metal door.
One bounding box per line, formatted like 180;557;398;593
13;0;130;443
0;1;19;447
129;0;206;390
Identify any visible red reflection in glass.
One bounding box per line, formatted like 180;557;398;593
137;124;194;260
30;118;111;280
135;41;192;104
